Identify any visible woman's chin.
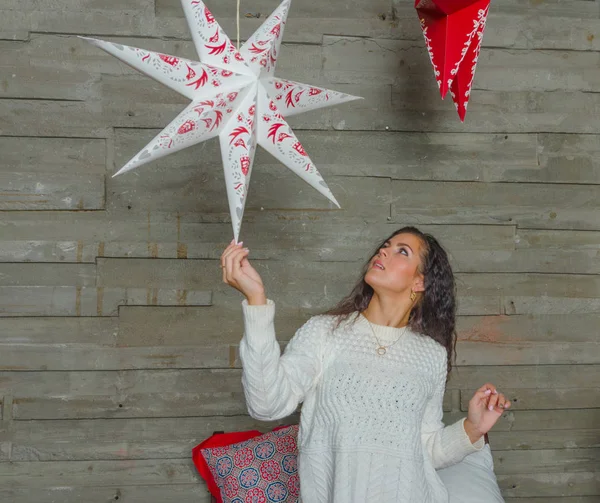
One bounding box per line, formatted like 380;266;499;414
364;270;382;288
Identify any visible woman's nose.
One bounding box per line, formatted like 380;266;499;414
379;247;388;258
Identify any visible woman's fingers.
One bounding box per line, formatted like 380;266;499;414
497;393;511;410
222;242;243;269
222;241;243;285
231;247;248;282
471;383;497;406
221;241;235;283
487;390;499;412
482;388;512;413
221;240;242;266
225;247;250;287
476;383;497;394
472;388;492;403
471;383;513;414
224;246;244;281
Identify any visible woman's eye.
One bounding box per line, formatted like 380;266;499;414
398;248;408;256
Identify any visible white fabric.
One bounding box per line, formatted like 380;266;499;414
239;300;485;503
438;444;505;502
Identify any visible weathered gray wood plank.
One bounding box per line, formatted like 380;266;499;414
456;314;600;365
494;410;600;433
5;415;296;461
0;485;211;503
506;501;600;503
391;180;600;230
460;388;600;411
461;272;600;316
537;134;600;184
489;429;600;451
0;137;105;173
3;369;247;419
505;292;600;316
505;499;599;503
485;14;600;51
0;122;106;212
0;172;105;210
516;229;600;251
0;0;155;38
0;263;96;286
499;472;600;498
0;63;101;101
0;286;211;316
333;85;600;134
493;448;600;475
0;317;118;369
0;100;107;137
96;258;502;315
391;0;600;19
323;37;600;92
450;249;600;274
0;458;199;487
476;0;600;17
449;365;600;390
0;306;240;369
0;342;229;370
0;210;515;263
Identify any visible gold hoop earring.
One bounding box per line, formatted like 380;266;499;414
410;290;417;302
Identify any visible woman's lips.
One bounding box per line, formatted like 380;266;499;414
373;260;385;270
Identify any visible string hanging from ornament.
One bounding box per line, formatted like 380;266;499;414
236;0;241;50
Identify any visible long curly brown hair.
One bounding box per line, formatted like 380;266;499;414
324;226;457;375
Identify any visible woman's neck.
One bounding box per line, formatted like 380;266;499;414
362;293;412;328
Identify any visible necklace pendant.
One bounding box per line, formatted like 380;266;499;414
376;346;387;356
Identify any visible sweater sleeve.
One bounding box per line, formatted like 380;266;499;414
421;349;484;470
239;299;327;421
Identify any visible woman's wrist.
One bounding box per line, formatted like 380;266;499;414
247;293;267;305
463;418;484;445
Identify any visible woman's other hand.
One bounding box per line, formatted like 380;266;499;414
464;383;511;444
221;240;267;305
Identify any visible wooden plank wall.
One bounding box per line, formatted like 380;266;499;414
1;0;599;500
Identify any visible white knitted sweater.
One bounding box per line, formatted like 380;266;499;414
239;300;484;503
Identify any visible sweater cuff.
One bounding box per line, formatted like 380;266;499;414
443;418;485;461
242;298;276;345
459;417;485;451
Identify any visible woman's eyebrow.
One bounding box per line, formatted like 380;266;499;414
394;242;413;252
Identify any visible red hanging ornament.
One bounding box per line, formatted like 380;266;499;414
415;0;490;121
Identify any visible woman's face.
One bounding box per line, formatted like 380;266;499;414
364;232;425;296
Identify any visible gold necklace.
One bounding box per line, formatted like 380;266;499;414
363;315;408;356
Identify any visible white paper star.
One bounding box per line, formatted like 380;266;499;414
81;0;360;241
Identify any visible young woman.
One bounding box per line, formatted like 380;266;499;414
221;227;510;502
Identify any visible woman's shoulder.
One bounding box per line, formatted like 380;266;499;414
409;330;448;362
287;314;341;350
300;311;360;336
303;313;343;331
